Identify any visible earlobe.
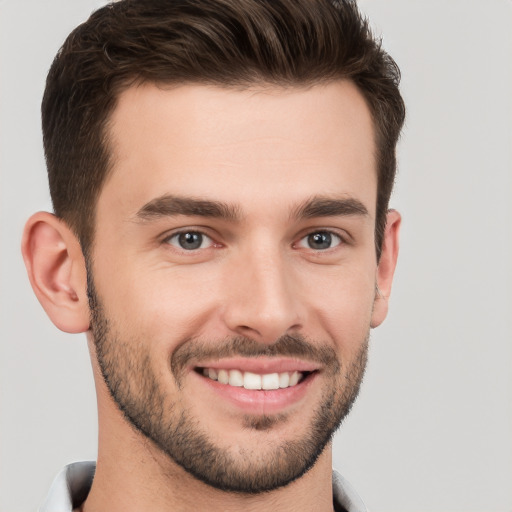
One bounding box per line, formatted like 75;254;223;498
370;209;401;328
21;212;90;333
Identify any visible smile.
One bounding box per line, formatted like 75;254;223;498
191;361;319;413
199;368;309;390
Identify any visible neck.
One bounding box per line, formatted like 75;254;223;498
83;449;334;512
83;435;334;512
82;402;334;512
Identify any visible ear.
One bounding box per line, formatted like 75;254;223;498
21;212;90;333
370;209;401;328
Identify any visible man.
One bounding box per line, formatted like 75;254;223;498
22;0;405;510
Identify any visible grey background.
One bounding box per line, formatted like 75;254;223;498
1;1;511;511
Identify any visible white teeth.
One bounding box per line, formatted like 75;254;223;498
261;373;280;390
228;369;243;387
217;369;229;384
244;372;262;390
279;372;290;388
289;371;300;386
201;368;305;390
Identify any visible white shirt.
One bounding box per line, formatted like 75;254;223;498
39;461;367;512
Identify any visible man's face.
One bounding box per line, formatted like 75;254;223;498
89;81;380;492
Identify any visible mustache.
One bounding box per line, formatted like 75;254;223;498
171;334;341;380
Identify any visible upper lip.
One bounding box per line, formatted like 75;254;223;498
193;357;320;374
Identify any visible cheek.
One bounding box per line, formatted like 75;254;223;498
305;265;376;347
97;262;223;348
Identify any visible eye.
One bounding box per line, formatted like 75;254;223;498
297;231;342;250
166;231;214;251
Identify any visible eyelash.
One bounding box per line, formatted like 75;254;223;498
162;228;348;253
294;230;345;251
163;229;217;251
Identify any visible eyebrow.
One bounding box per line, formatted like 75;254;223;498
135;194;241;221
134;193;368;224
292;196;369;220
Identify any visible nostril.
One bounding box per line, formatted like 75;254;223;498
236;324;261;337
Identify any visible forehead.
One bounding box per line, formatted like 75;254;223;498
100;81;377;220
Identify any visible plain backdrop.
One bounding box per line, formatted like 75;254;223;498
1;1;511;511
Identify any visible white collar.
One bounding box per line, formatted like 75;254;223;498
39;462;367;512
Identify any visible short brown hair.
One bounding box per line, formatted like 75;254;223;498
42;0;405;258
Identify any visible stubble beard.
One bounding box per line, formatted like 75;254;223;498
87;275;369;494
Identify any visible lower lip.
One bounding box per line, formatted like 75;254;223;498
192;371;317;415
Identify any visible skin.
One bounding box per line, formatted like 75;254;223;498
22;80;400;512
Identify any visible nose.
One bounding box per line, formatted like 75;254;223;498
221;245;304;344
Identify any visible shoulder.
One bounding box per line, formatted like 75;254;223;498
39;461;95;512
332;469;368;512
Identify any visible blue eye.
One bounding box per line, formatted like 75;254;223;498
298;231;342;250
167;231;213;250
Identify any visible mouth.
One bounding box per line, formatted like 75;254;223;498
196;367;314;390
189;358;321;414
